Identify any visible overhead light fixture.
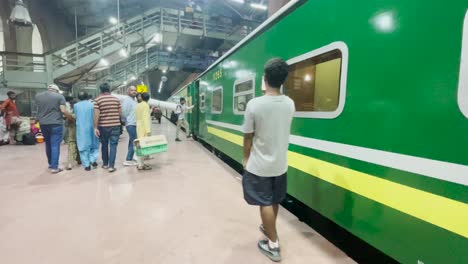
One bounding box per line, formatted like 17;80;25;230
167;46;173;52
153;33;162;43
109;16;118;25
10;0;33;27
304;74;312;82
250;3;267;10
162;69;167;74
158;81;163;93
123;81;128;85
130;76;137;81
230;0;245;3
100;58;109;67
119;48;128;57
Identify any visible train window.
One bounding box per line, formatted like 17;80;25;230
284;42;349;119
233;76;255;114
211;86;223;114
458;11;468;118
200;92;206;113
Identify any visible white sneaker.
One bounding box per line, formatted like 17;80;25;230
258;240;281;262
123;160;138;166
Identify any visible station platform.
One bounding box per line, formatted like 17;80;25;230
0;119;356;264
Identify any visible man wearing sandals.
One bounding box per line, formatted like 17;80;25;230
75;92;99;171
0;91;21;144
242;58;295;262
134;92;152;170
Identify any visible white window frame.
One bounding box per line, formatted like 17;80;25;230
200;92;206;113
286;41;349;119
211;86;223;114
458;11;468;118
233;75;256;115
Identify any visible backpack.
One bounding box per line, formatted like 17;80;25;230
170;111;178;123
171;105;182;123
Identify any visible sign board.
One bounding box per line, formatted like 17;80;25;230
137;85;148;93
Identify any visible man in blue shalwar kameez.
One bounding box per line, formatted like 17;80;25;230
74;92;100;171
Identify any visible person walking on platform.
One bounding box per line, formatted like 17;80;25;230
65;97;78;170
242;58;295;262
134;92;152;171
94;83;122;173
121;86;138;166
175;97;194;142
74;92;99;171
35;84;73;174
0;91;21;144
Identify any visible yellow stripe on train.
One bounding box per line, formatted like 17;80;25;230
207;126;468;238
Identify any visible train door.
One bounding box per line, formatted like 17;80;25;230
191;80;200;137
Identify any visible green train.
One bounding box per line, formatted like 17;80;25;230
166;1;468;263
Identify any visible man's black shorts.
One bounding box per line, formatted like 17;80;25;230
242;170;287;206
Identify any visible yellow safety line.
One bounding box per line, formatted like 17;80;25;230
207;126;468;238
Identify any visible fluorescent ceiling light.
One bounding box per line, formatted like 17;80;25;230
130;76;137;81
123;81;128;85
109;16;118;25
230;0;245;3
162;69;167;74
153;33;162;43
250;3;267;10
167;46;173;52
119;48;128;57
100;58;109;66
158;81;163;93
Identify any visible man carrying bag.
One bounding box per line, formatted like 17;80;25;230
134;92;153;170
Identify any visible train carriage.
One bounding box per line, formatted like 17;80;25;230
168;1;468;263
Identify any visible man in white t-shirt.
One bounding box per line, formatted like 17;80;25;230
175;97;194;142
242;58;295;262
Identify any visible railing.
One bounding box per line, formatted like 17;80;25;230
0;51;49;89
1;6;255;89
49;7;246;74
99;47;217;85
0;52;46;73
0;54;3;81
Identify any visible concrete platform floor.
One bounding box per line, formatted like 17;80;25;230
0;119;356;264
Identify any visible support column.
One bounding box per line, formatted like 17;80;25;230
15;26;33;74
15;26;33;54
